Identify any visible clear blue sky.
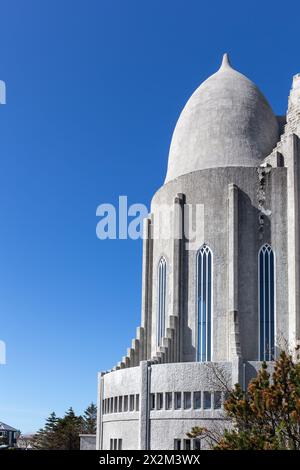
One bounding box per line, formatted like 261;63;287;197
0;0;299;434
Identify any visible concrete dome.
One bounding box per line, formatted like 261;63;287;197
165;54;279;183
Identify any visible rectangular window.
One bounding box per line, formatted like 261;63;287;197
129;394;135;411
150;393;155;410
118;439;122;450
136;394;139;412
193;391;201;409
174;439;181;450
113;438;118;450
193;439;201;450
203;391;212;409
165;392;172;410
157;393;163;410
110;397;113;413
214;391;222;409
110;438;113;450
118;396;123;413
184;392;191;409
174;392;182;410
124;395;128;412
114;397;118;413
183;439;191;450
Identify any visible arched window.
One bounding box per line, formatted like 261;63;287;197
259;244;275;361
197;245;212;362
157;257;167;346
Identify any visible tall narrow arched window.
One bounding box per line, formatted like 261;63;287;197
197;245;212;362
157;257;167;346
259;244;275;361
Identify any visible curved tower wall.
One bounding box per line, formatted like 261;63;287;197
149;166;288;362
96;61;300;450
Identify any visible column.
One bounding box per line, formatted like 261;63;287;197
141;216;153;360
171;193;184;362
227;183;241;360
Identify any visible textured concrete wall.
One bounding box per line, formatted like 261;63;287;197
102;420;139;450
149;362;231;449
80;435;96;450
99;367;141;450
150;166;288;362
99;362;232;450
98;358;278;449
150;418;225;450
98;166;289;449
150;207;174;357
102;366;141;398
244;361;275;386
150;362;231;391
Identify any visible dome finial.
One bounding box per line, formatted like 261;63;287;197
219;53;232;71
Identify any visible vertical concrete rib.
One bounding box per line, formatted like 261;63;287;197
287;134;300;350
228;183;240;360
139;361;151;450
96;372;104;450
172;193;184;362
141;216;153;360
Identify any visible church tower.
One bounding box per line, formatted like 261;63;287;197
96;55;300;450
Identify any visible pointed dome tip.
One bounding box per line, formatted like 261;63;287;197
219;53;232;71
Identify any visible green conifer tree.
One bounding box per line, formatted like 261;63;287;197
82;403;97;434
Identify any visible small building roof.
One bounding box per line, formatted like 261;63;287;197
0;421;18;432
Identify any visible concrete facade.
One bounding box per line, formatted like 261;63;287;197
96;55;300;450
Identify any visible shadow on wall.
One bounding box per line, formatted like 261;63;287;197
238;188;270;361
182;234;196;361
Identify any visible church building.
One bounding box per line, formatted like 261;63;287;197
96;54;300;450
